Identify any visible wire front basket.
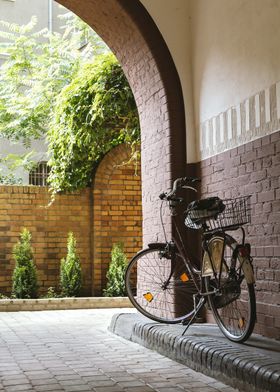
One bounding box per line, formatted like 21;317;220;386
185;196;251;232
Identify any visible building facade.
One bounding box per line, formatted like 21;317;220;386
0;0;278;339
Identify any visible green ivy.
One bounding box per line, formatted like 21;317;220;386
47;53;140;193
0;14;109;183
0;15;108;145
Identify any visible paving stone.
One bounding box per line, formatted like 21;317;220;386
155;388;184;392
2;380;30;387
93;387;125;392
32;385;63;391
117;380;146;387
86;380;116;387
54;376;81;382
5;385;33;392
61;385;92;391
32;379;64;386
0;309;241;392
24;371;53;378
121;387;154;392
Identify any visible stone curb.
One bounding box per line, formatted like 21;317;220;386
109;313;280;392
0;297;133;311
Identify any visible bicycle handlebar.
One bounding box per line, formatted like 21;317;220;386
159;177;200;201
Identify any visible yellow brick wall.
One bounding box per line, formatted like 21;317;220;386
0;144;142;296
93;144;142;295
0;187;92;295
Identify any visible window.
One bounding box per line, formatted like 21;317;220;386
29;162;50;186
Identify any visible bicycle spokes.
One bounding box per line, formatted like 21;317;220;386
125;248;199;323
206;236;256;342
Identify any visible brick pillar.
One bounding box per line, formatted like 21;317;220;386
92;144;142;295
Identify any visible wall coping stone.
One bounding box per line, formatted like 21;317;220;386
0;297;132;312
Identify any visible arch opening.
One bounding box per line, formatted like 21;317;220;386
56;0;186;244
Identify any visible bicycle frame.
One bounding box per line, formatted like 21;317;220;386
128;177;256;341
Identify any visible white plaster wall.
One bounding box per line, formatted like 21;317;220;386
190;0;280;126
140;0;196;163
0;138;48;183
140;0;280;162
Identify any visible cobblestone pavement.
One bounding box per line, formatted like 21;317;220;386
0;309;238;392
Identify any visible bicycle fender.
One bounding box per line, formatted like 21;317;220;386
239;256;255;284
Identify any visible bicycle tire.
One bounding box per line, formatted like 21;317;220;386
205;235;256;342
125;246;199;324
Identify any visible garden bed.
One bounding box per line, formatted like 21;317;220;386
0;297;132;312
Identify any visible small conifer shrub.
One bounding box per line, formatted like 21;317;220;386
103;243;127;297
43;287;59;299
60;232;82;297
12;228;38;298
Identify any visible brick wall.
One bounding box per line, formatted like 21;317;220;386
0;187;92;296
93;144;142;295
0;144;142;297
200;131;280;339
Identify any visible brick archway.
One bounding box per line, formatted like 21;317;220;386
56;0;186;244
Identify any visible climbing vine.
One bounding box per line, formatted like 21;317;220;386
47;53;140;193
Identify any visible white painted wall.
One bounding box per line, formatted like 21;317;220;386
0;138;48;183
140;0;280;162
190;0;280;126
0;0;65;33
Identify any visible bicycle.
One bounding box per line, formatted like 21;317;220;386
125;177;256;343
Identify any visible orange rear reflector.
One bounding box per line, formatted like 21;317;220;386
180;273;189;282
238;317;245;329
143;292;153;303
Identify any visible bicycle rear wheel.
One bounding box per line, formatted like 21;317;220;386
205;235;256;342
125;246;199;323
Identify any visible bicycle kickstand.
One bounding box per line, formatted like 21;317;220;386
182;297;206;336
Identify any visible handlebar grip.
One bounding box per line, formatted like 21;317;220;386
159;192;167;200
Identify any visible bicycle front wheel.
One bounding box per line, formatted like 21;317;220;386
125;246;199;324
205;235;256;342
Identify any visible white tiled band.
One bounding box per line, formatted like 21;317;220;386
199;82;280;159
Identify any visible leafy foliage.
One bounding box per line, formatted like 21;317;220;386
60;232;82;297
0;151;34;184
0;15;108;145
0;170;22;185
0;15;139;191
12;228;38;299
103;243;127;297
48;53;140;193
43;286;59;299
